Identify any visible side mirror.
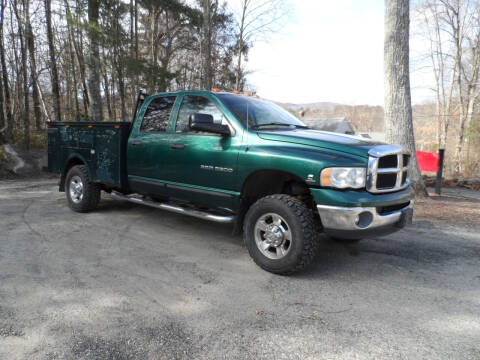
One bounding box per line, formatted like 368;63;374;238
189;113;231;136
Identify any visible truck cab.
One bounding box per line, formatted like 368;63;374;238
48;90;413;274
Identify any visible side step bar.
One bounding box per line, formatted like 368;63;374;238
110;191;235;224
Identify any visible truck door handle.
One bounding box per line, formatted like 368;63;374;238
131;141;143;147
170;143;185;150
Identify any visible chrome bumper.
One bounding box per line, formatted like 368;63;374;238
317;200;414;232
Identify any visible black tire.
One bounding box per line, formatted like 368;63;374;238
243;194;319;275
65;165;101;212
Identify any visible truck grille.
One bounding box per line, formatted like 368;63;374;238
367;145;410;193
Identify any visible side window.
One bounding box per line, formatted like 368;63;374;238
175;95;225;133
140;96;176;133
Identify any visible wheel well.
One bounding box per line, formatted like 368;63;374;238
233;170;314;234
59;158;85;192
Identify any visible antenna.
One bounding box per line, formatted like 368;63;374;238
245;101;249;151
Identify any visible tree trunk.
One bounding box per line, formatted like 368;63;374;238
112;0;126;121
110;73;117;120
201;0;213;90
103;71;113;119
0;2;4;143
384;0;426;195
235;0;247;91
15;0;29;150
10;0;21;126
25;14;41;130
0;49;4;144
87;0;103;122
0;0;12;140
454;87;479;175
45;0;61;123
65;0;89;117
117;65;126;122
77;24;89;115
130;0;134;56
66;18;80;121
134;0;138;61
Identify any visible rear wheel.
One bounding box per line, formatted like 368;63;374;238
65;165;101;212
244;194;318;275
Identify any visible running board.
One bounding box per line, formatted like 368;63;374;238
110;191;235;224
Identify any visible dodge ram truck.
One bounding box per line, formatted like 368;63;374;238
47;90;414;274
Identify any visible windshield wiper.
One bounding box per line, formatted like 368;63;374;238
251;123;295;129
251;123;310;130
292;124;310;129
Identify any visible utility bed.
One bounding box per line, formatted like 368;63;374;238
47;122;131;189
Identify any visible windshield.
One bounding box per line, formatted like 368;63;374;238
215;93;306;129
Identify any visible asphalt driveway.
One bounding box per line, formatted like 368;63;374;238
1;179;479;359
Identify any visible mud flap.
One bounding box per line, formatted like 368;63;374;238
396;207;413;228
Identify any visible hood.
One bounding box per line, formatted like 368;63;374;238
256;129;384;158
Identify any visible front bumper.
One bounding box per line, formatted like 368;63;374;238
317;200;413;239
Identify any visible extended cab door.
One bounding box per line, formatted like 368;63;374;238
160;94;242;210
127;95;177;195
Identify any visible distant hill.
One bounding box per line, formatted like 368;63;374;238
277;102;341;112
277;101;385;134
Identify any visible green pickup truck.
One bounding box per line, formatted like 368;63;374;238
47;90;413;274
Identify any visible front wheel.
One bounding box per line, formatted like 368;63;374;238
243;194;319;275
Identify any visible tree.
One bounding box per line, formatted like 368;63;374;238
442;0;480;175
25;4;41;130
0;45;4;144
0;0;277;148
45;0;61;122
415;0;480;175
201;0;216;89
0;0;12;140
232;0;287;91
87;0;103;121
384;0;426;195
416;0;456;150
13;0;29;150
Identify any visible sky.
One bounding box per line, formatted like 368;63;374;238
242;0;432;106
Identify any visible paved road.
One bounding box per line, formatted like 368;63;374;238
1;179;480;359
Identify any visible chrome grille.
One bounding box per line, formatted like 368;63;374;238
367;145;410;193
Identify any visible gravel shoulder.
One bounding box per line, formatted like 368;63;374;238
1;179;479;359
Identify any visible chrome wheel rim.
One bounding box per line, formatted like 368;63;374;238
69;175;84;204
254;213;292;260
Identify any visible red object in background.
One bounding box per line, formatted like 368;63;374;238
416;151;439;172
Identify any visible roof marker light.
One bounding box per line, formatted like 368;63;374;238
232;90;241;94
211;88;220;92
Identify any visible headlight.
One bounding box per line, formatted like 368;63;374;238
320;167;366;189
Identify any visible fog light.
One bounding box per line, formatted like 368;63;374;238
355;211;373;228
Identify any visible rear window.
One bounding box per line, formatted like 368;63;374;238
140;96;176;132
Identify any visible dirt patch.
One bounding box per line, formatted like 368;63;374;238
69;322;196;360
424;176;480;191
0;306;24;338
415;193;480;226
